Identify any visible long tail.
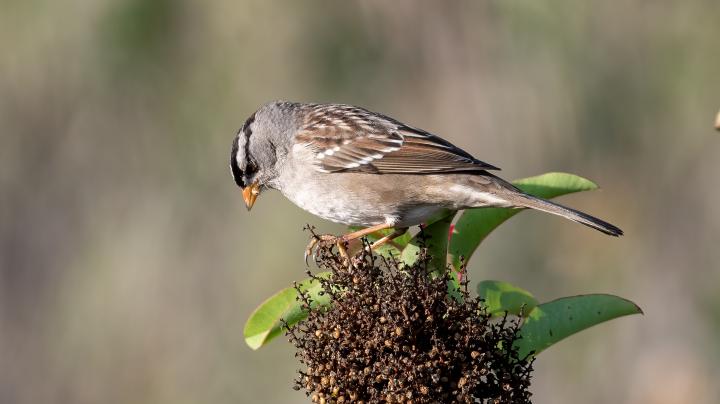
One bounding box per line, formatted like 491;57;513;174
510;193;623;236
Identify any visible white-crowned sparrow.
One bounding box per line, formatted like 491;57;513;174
230;101;622;256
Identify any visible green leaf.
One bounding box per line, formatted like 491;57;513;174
446;271;463;303
515;294;643;358
477;280;538;317
401;212;455;275
449;172;599;271
243;273;331;350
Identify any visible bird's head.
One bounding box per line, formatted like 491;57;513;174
230;103;292;210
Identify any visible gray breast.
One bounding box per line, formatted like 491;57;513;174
274;149;471;227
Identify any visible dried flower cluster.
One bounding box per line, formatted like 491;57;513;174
286;243;533;403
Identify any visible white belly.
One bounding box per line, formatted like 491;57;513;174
283;186;385;226
273;162;486;228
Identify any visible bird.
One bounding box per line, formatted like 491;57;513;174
230;101;622;260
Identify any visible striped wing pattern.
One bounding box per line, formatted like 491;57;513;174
294;103;499;174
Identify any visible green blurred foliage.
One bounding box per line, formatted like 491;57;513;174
100;0;177;73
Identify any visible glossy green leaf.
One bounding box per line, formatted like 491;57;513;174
477;280;538;317
449;172;599;271
401;212;454;275
515;294;643;357
244;273;331;350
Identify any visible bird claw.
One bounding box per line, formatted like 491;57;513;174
349;254;365;269
304;234;349;266
304;237;319;266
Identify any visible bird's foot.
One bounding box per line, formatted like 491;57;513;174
304;230;349;266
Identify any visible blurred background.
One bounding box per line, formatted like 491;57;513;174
2;1;719;403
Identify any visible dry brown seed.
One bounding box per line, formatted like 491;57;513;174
395;327;403;337
333;329;341;339
419;386;429;395
288;245;531;402
379;316;387;324
315;329;322;338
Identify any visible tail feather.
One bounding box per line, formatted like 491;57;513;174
511;194;623;237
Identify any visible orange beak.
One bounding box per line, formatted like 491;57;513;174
242;181;260;211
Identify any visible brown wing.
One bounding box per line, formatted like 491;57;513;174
294;103;499;174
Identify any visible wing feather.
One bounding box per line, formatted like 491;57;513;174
294;103;499;174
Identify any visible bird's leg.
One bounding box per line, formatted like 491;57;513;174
336;240;349;261
341;223;394;243
304;223;393;265
368;227;409;251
